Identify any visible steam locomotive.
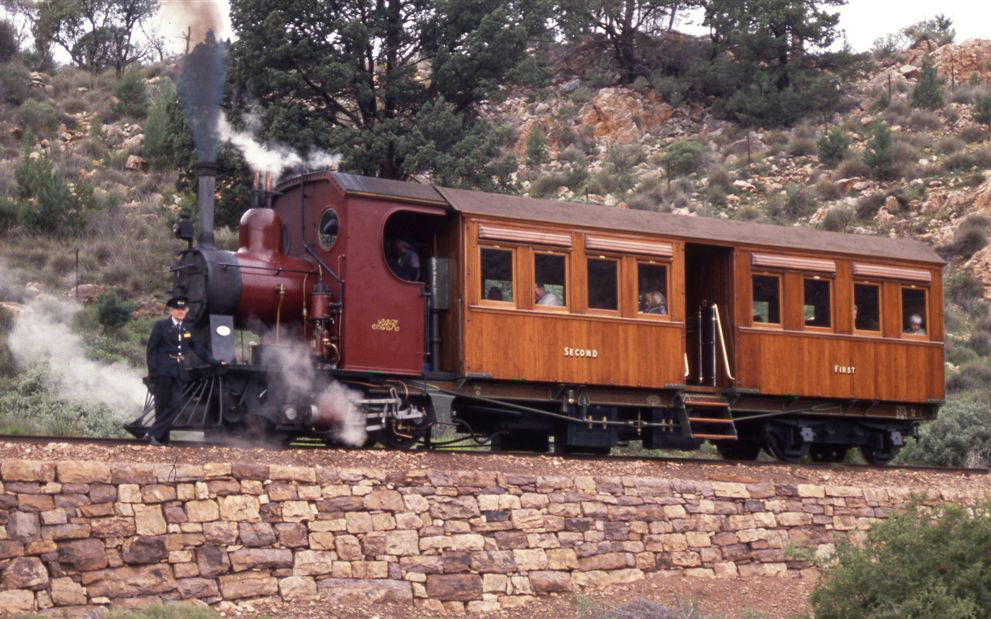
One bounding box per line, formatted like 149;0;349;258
128;164;945;463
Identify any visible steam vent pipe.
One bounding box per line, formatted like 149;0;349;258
197;161;218;249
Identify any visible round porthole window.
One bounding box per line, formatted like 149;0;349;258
318;209;339;250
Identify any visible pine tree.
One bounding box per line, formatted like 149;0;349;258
863;122;895;180
526;126;550;167
816;127;850;168
911;54;944;110
974;92;991;130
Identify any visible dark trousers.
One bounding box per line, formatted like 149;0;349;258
151;374;185;442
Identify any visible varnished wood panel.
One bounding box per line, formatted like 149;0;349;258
736;330;943;402
464;309;685;387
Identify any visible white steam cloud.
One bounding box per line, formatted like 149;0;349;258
260;341;366;446
219;114;341;179
9;296;146;418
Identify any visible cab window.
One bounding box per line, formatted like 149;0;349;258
854;283;881;332
534;252;567;307
481;247;513;302
902;287;928;336
803;277;831;329
587;258;618;311
752;274;781;324
637;262;668;315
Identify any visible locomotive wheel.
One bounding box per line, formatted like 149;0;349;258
859;445;898;466
809;444;848;463
715;441;761;461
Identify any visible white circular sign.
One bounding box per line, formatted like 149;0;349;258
216;325;232;337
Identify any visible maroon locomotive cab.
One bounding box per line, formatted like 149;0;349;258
339;197;446;375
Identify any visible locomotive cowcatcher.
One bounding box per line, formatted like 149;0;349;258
128;164;945;463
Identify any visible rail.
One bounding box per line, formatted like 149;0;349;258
712;303;735;381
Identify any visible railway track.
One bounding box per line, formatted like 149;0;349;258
0;433;985;477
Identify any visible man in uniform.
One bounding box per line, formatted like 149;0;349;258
393;239;421;281
145;295;217;444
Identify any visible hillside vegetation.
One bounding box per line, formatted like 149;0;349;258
0;6;990;466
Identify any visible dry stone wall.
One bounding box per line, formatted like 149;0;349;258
0;458;983;615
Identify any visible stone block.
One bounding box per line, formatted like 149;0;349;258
3;556;49;589
511;509;544;530
133;505;167;536
185;500;220;522
0;589;35;613
269;464;316;483
426;574;482;601
196;545;230;578
219;495;260;522
482;573;509;593
57;461;110;484
385;530;420;556
316;577;413;603
363;489;405;512
292;550;336;576
118;484;142;503
121;536;167;564
571;568;644;589
797;484;825;498
18;494;55;512
57;539;108;571
90;516;136;538
218;570;278;600
279;575;317;600
2;460;55;482
578;552;629;571
275;523;309;548
7;511;41;541
229;548;293;572
141;485;177;504
430;496;480;520
50;576;87;606
547;548;578;570
512;548;548;571
239;522;276;547
711;482;750;499
177;577;220;600
0;540;25;558
529;570;572;593
82;565;177;598
203;521;238;545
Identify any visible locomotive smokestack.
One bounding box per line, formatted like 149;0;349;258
197;161;218;249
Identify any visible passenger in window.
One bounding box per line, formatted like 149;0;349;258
392;239;421;281
905;314;926;335
643;290;666;314
535;283;561;306
487;286;503;301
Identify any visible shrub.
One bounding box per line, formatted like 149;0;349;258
960;124;987;144
12;149;89;234
940;214;991;260
783;184;815;220
14;100;59;138
0;196;17;232
898;395;991;467
908;109;940;130
659;140;705;187
810;499;991;619
0;63;31;108
816;128;850;168
706;165;732;193
819;205;852;231
863;122;896;180
974;91;991;129
95;292;134;331
936;136;966;155
787;135;816;157
911;54;944;110
855;192;886;220
111;71;149;120
836;156;870;178
525;125;549;167
0;19;17;63
815;177;841;201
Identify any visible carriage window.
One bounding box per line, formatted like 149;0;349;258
902;287;928;336
587;258;618;310
481;248;513;302
752;274;780;324
803;277;831;328
534;253;566;307
854;283;881;332
637;262;668;315
318;209;339;250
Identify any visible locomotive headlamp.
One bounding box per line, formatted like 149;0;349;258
283;406;299;422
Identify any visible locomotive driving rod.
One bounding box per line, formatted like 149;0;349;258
409;383;676;429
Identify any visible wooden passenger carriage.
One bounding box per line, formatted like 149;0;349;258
268;172;944;461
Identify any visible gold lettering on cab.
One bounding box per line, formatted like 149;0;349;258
371;319;400;332
833;365;855;374
563;347;598;358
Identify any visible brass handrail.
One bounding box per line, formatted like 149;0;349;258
712;303;735;381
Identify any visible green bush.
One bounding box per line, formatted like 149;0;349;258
815;177;841;201
0;366;124;437
810;500;991;619
525;125;549;167
836;156;870;178
96;292;134;331
0;196;17;232
816;128;850;168
903;395;991;467
112;71;149;119
15;99;59;137
12;148;90;234
820;206;853;231
863;122;896;180
659;140;705;186
0;19;17;63
974;92;991;129
912;54;944;110
855;192;885;220
0;63;31;106
940;214;991;260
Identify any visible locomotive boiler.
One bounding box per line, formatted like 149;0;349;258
129;165;945;463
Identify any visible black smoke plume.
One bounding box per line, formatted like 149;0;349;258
177;30;227;162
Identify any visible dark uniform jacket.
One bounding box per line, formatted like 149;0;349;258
146;318;215;378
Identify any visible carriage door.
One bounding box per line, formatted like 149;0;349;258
684;244;735;386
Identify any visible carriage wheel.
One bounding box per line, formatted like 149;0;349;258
810;444;848;463
859;445;898;466
716;441;762;461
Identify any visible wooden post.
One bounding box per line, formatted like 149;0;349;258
746;132;752;168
